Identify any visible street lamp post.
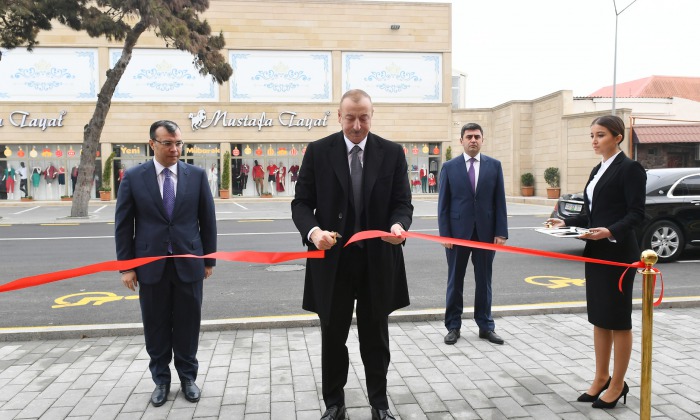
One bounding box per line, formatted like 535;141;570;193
611;0;639;115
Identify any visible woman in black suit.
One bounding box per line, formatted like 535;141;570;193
547;115;646;409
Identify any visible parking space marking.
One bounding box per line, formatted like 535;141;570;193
525;275;585;288
91;205;108;213
12;206;40;215
52;292;139;308
233;202;248;210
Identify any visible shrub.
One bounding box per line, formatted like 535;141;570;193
520;172;534;187
544;167;560;188
100;152;116;191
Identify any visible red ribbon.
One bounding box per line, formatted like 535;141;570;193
347;230;663;305
0;250;323;294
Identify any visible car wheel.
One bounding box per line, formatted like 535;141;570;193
643;220;685;263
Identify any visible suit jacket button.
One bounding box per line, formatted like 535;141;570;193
338;213;343;219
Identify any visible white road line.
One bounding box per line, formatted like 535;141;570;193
12;206;41;215
233;202;248;210
0;236;114;241
91;205;107;213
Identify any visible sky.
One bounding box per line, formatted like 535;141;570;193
367;0;700;108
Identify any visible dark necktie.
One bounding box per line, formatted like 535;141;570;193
163;168;175;219
468;157;476;193
350;145;363;235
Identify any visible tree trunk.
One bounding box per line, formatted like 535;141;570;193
70;20;147;217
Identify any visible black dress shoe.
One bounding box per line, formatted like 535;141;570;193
577;376;611;402
371;406;396;420
320;404;347;420
479;330;504;344
444;329;460;345
181;380;201;402
151;383;170;407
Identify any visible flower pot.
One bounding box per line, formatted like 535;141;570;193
546;188;561;199
21;197;34;202
261;193;273;198
99;191;111;201
61;197;72;201
521;186;534;197
219;189;230;199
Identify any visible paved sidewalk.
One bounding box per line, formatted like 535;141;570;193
2;307;699;419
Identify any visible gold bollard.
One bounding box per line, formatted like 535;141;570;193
640;249;658;420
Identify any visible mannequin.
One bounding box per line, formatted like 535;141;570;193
70;165;79;195
2;166;15;199
45;162;58;199
420;164;427;193
18;162;28;198
252;160;264;196
58;165;66;196
32;166;42;198
240;161;250;191
208;163;218;197
428;173;437;193
289;162;300;191
266;161;278;195
276;161;286;193
114;164;125;198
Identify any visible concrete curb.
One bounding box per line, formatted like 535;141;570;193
2;297;698;342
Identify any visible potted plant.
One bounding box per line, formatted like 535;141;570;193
445;146;452;161
219;151;231;199
99;152;116;201
544;167;561;199
61;195;72;201
21;195;34;202
520;172;534;196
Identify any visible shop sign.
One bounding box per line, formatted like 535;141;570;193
0;110;67;131
187;109;330;132
185;145;220;155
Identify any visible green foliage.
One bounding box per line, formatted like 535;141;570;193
100;152;115;191
544;167;560;188
520;172;534;187
220;151;230;190
445;146;452;161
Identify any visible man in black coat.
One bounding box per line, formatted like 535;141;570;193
292;89;413;420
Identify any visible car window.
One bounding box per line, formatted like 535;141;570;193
671;175;700;197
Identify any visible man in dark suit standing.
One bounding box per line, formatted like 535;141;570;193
438;123;508;346
292;89;413;420
115;120;217;407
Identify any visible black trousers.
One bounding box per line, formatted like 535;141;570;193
19;179;28;197
139;259;203;385
321;246;390;410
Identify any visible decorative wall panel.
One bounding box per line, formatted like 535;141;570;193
111;49;218;101
230;51;331;102
342;52;442;103
0;48;98;101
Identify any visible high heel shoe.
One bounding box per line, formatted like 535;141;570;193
592;381;629;409
577;376;611;402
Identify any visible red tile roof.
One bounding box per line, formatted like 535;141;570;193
632;124;700;144
589;76;700;102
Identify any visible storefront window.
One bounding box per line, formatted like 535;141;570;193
230;143;306;197
400;142;441;194
0;143;89;201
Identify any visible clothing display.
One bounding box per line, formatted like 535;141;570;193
58;166;66;185
289;164;300;182
32;168;41;188
276;165;286;192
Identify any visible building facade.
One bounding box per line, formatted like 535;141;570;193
0;0;453;201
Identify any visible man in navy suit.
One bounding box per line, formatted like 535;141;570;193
115;120;217;406
438;123;508;345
